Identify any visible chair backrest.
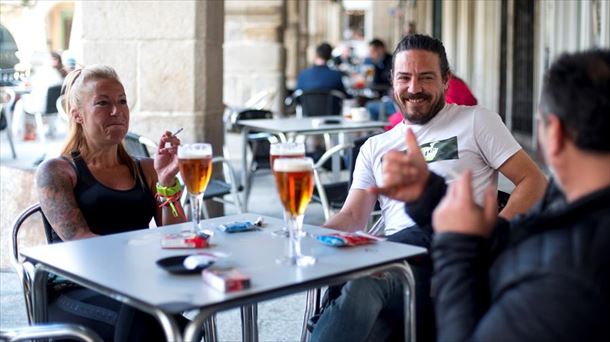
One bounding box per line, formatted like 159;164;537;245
44;85;62;115
294;89;345;117
11;203;55;324
123;132;151;158
234;109;274;168
1;323;103;342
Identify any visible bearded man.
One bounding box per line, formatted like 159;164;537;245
311;34;547;342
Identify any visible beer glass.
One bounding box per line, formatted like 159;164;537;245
270;142;306;237
177;143;213;233
273;157;316;266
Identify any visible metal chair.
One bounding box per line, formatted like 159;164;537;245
0;87;17;159
122;132;244;218
1;323;103;342
10;203;53;324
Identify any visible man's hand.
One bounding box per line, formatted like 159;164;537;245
154;131;181;186
432;170;497;237
368;128;430;203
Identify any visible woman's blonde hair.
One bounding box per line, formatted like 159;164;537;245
60;65;142;185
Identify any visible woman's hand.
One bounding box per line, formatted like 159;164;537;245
154;131;181;186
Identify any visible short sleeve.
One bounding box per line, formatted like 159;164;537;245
350;138;376;190
473;108;521;170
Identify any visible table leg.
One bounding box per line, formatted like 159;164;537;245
203;315;218;342
32;264;49;323
241;127;250;211
393;261;416;342
241;304;258;342
186;308;218;342
152;309;184;342
300;288;321;342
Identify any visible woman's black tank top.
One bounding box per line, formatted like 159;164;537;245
51;151;156;242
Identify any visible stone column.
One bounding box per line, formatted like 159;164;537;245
224;0;286;113
73;0;224;214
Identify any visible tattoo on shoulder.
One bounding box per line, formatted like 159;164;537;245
36;160;87;241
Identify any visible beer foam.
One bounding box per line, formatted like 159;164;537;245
177;148;211;159
273;158;313;172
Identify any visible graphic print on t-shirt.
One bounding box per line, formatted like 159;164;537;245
418;136;458;163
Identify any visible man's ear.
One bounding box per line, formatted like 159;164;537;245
545;114;565;156
443;70;452;89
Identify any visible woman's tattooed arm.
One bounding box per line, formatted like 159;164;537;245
36;158;97;240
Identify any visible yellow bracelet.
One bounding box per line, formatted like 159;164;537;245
156;178;181;197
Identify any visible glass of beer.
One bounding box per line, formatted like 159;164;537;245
273;157;316;266
177;143;213;233
270;142;306;237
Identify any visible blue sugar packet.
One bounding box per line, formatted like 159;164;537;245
316;235;348;247
218;217;263;233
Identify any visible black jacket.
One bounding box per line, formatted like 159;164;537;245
406;173;610;341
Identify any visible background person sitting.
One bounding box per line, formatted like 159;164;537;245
296;42;347;96
36;64;189;341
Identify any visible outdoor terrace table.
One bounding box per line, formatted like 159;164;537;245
21;214;425;342
238;116;386;211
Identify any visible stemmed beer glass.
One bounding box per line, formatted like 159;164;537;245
269;142;306;237
273;157;316;266
177;143;213;233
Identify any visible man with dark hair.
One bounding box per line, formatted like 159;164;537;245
296;42;346;95
311;34;547;341
364;38;393;88
374;48;610;341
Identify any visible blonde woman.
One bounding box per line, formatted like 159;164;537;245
36;65;187;341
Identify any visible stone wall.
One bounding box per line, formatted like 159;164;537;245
73;0;224;150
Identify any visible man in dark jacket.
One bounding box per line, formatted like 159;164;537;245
374;49;610;340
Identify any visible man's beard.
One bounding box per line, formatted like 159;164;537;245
396;92;445;125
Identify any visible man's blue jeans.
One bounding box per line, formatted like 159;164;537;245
310;272;405;342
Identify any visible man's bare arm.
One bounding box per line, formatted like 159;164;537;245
497;149;548;219
322;189;378;232
36;158;97;240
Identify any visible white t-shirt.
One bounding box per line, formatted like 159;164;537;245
351;104;521;235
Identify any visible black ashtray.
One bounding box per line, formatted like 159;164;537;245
156;255;214;275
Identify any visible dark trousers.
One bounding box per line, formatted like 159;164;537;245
48;287;193;342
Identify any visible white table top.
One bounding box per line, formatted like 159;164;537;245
238;116;387;135
21;214;425;314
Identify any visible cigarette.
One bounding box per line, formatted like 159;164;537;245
172;128;184;137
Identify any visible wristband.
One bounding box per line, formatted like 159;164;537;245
156;178;181;197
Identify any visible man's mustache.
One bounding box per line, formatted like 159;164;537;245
402;92;431;101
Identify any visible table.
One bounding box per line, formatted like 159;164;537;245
238;116;386;210
22;214;425;342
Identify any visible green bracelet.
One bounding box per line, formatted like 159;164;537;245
156;178;182;197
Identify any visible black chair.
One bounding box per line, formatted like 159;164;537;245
291;89;346;118
123;132;244;218
26;84;62;143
